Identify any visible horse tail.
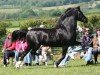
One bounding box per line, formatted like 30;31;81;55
18;29;28;40
11;29;28;42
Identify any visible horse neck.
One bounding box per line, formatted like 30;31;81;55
56;16;77;30
63;16;77;40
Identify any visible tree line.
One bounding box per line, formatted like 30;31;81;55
0;0;92;8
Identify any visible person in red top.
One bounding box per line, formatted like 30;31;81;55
2;33;16;67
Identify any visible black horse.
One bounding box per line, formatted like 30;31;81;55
14;6;88;68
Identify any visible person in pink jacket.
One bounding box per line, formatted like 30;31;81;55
14;38;32;66
2;33;16;67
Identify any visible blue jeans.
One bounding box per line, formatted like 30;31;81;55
15;51;32;64
24;52;32;64
15;51;19;62
59;46;82;66
68;46;82;53
59;54;71;66
14;51;22;62
35;55;39;64
83;47;93;62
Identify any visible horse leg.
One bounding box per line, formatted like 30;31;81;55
55;46;68;67
74;41;81;45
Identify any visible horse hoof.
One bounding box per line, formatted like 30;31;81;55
58;65;65;68
54;62;58;68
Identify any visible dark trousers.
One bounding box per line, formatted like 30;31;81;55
3;50;15;65
92;50;98;63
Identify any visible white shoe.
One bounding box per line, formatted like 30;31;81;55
69;53;75;59
4;65;7;67
15;61;22;68
54;62;57;68
20;62;24;67
58;65;65;68
45;62;48;66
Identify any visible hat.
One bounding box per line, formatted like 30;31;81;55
85;28;89;31
28;27;32;30
40;25;44;28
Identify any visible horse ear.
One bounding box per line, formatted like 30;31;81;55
76;6;80;10
65;8;71;13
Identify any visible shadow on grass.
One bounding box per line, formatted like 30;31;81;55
67;62;100;68
21;63;99;70
1;62;100;70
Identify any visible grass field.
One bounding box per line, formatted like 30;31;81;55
0;58;100;75
0;2;100;75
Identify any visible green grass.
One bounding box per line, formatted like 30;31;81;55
0;59;100;75
85;8;100;16
7;27;20;32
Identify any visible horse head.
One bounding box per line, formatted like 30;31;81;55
57;6;87;27
73;6;88;23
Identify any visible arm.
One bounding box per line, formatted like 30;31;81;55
7;42;16;50
2;39;7;50
81;36;86;48
2;39;8;53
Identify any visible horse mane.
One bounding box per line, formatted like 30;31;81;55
57;6;81;25
56;7;72;28
64;8;72;13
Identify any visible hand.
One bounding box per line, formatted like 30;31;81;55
2;50;4;53
2;49;5;53
6;48;10;50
